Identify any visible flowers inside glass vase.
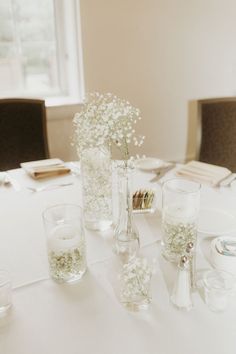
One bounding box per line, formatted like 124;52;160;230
73;92;144;232
119;256;153;310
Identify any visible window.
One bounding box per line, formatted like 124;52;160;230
0;0;84;105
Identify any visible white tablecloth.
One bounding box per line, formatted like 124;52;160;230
1;166;236;354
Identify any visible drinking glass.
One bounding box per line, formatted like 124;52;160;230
0;270;12;314
203;270;235;312
43;204;87;283
161;178;200;262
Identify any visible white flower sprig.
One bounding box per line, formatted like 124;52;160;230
120;257;153;303
73;92;145;159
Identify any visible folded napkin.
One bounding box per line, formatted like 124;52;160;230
0;172;11;185
20;158;71;179
176;160;232;186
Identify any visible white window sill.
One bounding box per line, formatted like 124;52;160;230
45;95;83;108
45;95;82;121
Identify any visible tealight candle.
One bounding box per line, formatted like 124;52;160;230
47;224;80;253
163;204;197;224
43;204;87;283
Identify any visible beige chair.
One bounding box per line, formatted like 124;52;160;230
0;98;49;170
198;98;236;171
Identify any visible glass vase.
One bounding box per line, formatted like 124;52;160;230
119;257;152;311
79;143;113;231
161;178;200;262
114;162;140;263
42;204;87;283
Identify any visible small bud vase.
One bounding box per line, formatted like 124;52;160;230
114;162;140;262
79;143;113;231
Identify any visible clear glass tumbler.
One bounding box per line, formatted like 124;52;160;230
0;270;12;314
203;269;235;312
161;178;201;262
43;204;87;283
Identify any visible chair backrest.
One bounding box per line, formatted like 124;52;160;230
198;98;236;171
0;98;49;170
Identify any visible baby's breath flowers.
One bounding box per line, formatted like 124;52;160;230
73;92;144;159
48;243;86;282
119;257;153;310
73;92;144;231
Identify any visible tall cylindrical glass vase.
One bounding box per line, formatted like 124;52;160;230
161;178;201;263
79;143;113;231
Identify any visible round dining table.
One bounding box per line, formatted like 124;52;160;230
1;163;236;354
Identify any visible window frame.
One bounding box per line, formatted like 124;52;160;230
51;0;85;106
0;0;85;107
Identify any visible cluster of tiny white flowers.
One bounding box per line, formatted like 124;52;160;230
73;92;145;159
120;257;153;301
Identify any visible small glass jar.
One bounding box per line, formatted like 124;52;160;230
119;257;152;311
203;269;235;312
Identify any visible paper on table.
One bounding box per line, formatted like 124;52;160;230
176;160;232;186
20;158;71;179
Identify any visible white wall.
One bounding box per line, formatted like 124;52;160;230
47;104;79;161
49;0;236;162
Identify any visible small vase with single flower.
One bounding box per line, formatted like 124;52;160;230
114;160;140;263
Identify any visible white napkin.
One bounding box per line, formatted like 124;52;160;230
20;158;71;179
176;160;232;186
0;172;11;185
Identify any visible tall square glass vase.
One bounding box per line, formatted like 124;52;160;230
79;143;113;231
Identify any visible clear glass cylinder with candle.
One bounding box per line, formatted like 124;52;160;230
161;178;201;263
43;204;87;283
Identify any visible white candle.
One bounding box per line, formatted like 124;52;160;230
163;204;197;224
48;224;80;253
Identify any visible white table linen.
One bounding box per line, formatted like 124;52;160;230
1;165;236;354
